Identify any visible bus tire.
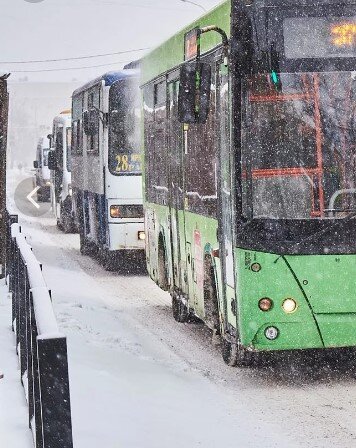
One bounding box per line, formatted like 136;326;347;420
63;217;74;233
158;239;169;291
203;257;220;334
221;338;254;367
99;248;118;272
172;293;190;323
60;201;74;233
79;230;91;256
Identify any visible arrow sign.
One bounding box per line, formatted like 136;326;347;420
27;187;40;209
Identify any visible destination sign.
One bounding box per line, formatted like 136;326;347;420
283;17;356;59
331;23;356;47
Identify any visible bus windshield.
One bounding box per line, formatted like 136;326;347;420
241;71;356;220
108;79;141;176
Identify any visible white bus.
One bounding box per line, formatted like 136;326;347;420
33;135;51;202
48;110;74;232
71;71;145;270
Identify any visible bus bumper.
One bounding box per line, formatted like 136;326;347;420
236;249;356;352
108;222;145;252
252;314;356;351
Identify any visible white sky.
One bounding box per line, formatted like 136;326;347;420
0;0;220;83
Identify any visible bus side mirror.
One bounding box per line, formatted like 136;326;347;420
178;62;211;124
47;150;56;170
47;133;53;148
33;160;39;169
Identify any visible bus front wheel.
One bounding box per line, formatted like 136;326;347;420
172;293;189;323
158;240;169;291
60;200;74;233
79;229;91;256
221;338;254;367
99;248;119;272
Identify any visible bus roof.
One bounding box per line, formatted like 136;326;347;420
141;0;230;85
53;113;71;127
72;69;139;97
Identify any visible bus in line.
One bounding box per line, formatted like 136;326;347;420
141;0;356;365
71;71;145;270
33;135;51;202
48;110;74;233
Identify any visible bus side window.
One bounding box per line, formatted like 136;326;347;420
72;121;77;154
185;62;217;218
153;81;168;204
73;94;84;155
143;84;155;202
87;91;99;154
56;130;64;169
72;120;82;155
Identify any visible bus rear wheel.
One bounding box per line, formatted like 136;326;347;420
221;338;254;367
172;293;189;323
79;229;91;256
60;200;74;233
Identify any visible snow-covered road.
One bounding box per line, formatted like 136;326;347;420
4;170;356;447
0;282;34;448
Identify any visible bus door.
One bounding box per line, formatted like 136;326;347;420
216;62;235;330
167;79;188;295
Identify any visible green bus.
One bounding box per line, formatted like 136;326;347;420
141;0;356;366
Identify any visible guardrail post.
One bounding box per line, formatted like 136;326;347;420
37;336;73;448
18;261;28;380
15;245;22;349
6;213;18;279
11;240;18;331
28;290;44;448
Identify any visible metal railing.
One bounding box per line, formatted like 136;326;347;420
6;213;73;448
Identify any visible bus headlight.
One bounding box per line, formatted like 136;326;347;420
282;298;297;314
138;231;146;241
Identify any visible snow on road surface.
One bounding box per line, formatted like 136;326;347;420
0;282;34;448
4;169;356;447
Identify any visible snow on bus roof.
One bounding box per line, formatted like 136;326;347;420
72;69;139;98
53;112;71;126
